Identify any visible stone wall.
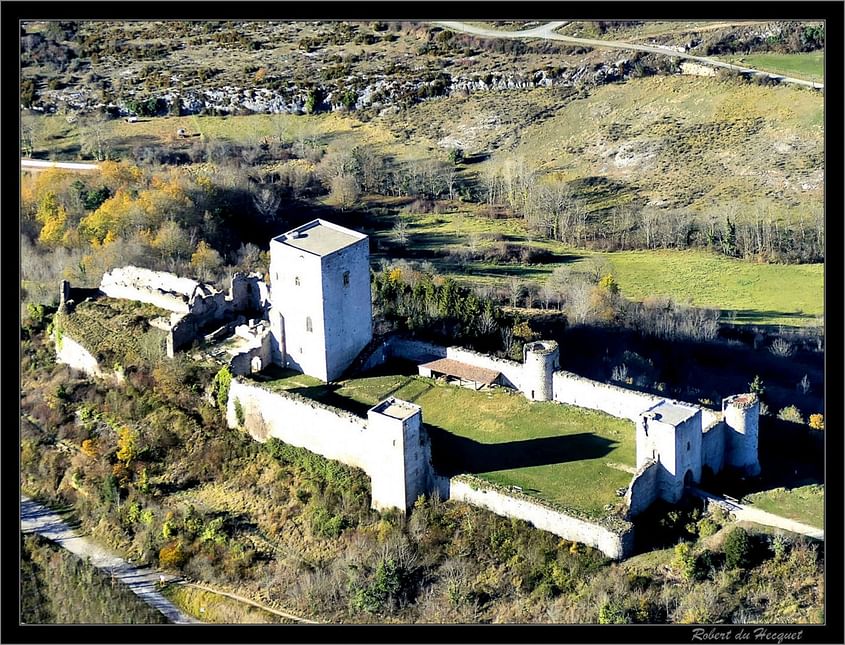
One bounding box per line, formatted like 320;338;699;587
624;459;660;518
552;370;664;421
55;332;105;378
387;338;447;363
701;422;726;474
449;476;633;560
100;266;199;313
225;379;432;511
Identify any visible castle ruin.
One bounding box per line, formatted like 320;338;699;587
53;219;761;558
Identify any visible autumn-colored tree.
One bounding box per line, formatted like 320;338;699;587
80;189;137;243
80;438;98;458
809;414;824;431
115;426;138;465
191;240;223;281
35;191;69;246
158;540;187;570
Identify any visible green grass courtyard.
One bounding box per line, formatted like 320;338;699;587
250;365;636;518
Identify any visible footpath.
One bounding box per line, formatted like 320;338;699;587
20;495;200;625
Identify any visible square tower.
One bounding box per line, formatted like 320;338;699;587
269;219;372;382
636;400;702;502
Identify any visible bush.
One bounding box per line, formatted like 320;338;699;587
211;366;232;412
158;541;187;570
808;414;824;431
723;527;751;570
777;405;804;424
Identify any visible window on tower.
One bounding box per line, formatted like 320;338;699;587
306;316;312;332
343;271;350;287
295;276;300;286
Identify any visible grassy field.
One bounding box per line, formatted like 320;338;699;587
604;250;824;326
252;366;636;518
743;484;824;529
376;210;824;327
718;52;824;84
162;583;291;623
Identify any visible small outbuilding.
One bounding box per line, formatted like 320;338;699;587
418;357;501;391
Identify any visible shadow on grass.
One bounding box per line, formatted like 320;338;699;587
427;425;617;476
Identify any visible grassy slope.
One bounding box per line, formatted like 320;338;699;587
743;484;824;529
256;369;635;518
718;52;824;83
505;76;822;220
162;584;291;623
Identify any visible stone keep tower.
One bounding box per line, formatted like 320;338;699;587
522;340;560;401
636;400;703;503
269;219;372;382
723;393;761;476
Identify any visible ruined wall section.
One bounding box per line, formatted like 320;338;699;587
624;459;660;518
55;332;105;378
449;476;634;560
100;266;198;314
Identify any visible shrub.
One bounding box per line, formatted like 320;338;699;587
158;541;187;569
808;414;824;431
697;517;719;539
211;366;232;412
233;398;245;427
777;405;804;424
723;527;751;570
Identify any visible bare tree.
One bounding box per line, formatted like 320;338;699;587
392;219;410;246
251;185;282;222
330;174;360;211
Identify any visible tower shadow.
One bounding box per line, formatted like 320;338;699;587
426;425;618;476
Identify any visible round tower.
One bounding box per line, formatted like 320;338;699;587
723;393;761;476
522;340;559;401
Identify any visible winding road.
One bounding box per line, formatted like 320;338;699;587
21;495;200;625
434;21;823;90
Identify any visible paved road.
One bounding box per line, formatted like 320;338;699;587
21;159;100;171
20;495;201;625
434;21;823;90
691;488;824;540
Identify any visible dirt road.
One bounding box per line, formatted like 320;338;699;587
434;21;823;90
20;159;100;172
691;488;824;540
20;495;200;625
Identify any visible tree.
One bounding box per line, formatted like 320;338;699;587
808;414;824;431
723;527;751;569
392;219;409;247
191;241;223;282
330;174;360;211
251;185;281;222
749;375;766;399
78;111;112;161
35;191;69;246
777;405;804;424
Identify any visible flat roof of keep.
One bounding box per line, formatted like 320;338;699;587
273;219;367;257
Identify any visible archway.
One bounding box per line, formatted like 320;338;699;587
683;469;695;488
